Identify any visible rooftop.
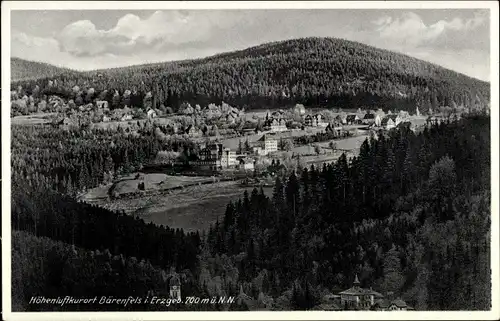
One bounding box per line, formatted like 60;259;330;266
374;298;409;309
257;134;277;142
339;286;384;297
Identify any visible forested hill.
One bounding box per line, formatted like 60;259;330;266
11;37;490;112
10;57;78;82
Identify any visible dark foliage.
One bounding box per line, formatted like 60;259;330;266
208;114;491;310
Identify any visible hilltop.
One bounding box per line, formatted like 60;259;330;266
10;57;78;82
11;37;490;112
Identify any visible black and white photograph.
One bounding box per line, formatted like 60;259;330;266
1;1;499;320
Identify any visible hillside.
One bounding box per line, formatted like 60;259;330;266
10;57;78;82
11;37;490;112
12;230;207;311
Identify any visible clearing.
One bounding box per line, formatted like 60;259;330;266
81;173;273;232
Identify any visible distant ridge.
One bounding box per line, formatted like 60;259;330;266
10;57;79;82
11;37;490;112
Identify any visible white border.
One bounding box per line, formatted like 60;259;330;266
2;1;499;321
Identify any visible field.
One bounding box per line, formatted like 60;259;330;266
82;178;273;232
92;116;175;130
110;173;214;195
11;113;57;125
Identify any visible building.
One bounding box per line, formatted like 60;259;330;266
362;113;382;126
147;109;157;119
256;134;278;155
239;157;255;170
304;114;326;127
381;117;396;130
389;114;402;126
335;114;347;125
338;274;384;310
294;104;306;115
373;298;412;311
325;123;344;137
346;114;360;125
269;118;288;132
236;285;257;310
199;143;222;161
168;273;181;301
313;294;342;311
270;110;285;119
398;110;409;120
96;100;109;109
426;115;445;126
315;114;328;127
185;125;202;137
121;114;133;121
194;143;223;170
304;115;313;126
221;148;237;168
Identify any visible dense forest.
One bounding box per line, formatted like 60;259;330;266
205;114;491;310
12;231;225;312
11;37;490;112
10;113;491;311
11;124;200;195
10;124;207;310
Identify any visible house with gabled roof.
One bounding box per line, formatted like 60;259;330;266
338;274;384;310
96;100;109;109
335;114;347;125
381;114;403;130
304;114;326;127
372;298;412;311
346;114;360;125
363;113;382;126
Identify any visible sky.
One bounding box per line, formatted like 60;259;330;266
10;9;491;81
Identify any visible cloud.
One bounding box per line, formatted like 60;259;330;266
406;48;490;82
374;11;488;48
55;10;235;57
11;30;219;71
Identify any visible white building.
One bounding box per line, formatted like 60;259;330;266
294;104;306;115
270;119;287;132
96;100;109;109
253;147;268;156
121;114;133;121
264;136;278;154
255;134;278;155
239;157;255;170
221;148;237;168
147;109;157;119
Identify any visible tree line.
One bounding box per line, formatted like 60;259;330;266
205;113;491;310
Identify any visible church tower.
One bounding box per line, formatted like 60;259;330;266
168;268;181;301
353;274;361;289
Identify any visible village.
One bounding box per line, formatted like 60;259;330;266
13;92;458;232
11;93;458;192
154;103;446;176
